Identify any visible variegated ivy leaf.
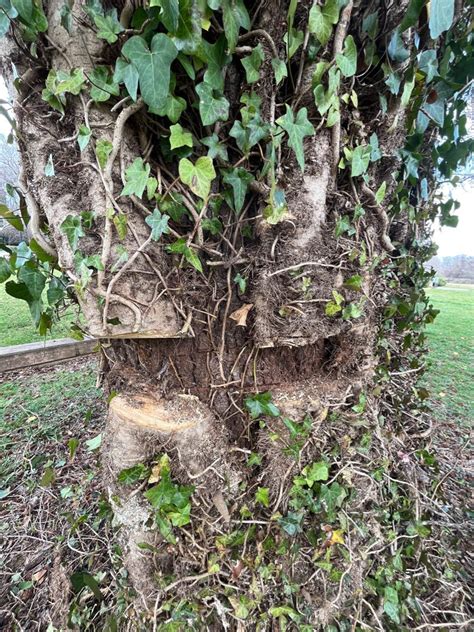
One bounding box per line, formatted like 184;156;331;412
178;156;216;200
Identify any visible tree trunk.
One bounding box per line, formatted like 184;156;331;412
1;0;471;626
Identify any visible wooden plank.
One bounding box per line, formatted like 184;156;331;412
0;338;97;372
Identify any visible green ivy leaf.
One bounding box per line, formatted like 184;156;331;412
343;274;364;291
276;105;314;172
271;57;287;85
89;66;119;102
113;212;128;240
169;123;193;150
342;301;364;320
336;35;357;77
178;156;216;200
418;50;439;83
61;214;84;251
122;34;178;111
222;167;254;214
255;487;270;508
155;93;186;123
18;261;45;299
167;238;203;273
350;145;371;177
121;158;151;198
375;181;387;204
387;29;410;63
201;133;229;161
244;392;280;419
95;139;113;169
113;58;139;101
77;125;91;151
156;0;179;32
0;258;11;284
117;463;149;485
429;0;454;39
222;0;250;53
195;82;229;126
263;187;288;225
241;44;265;84
308;6;330;45
145;208;170;241
94;9;123;44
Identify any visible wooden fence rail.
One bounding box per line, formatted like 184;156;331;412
0;338;97;373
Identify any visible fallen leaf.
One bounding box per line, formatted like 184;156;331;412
231;560;244;579
148;463;162;484
330;529;345;545
32;569;47;584
229;303;253;327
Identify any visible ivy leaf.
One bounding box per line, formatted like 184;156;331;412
429;0;454;39
201;133;229;161
89;66;119;102
222;167;254;214
308;6;331;45
122;34;178;111
121;158;151;198
0;258;11;284
342;301;364;320
77;125;91;151
167;238;203;273
336;35;357;77
94;9;123;44
343;274;364;291
0;1;17;38
113;58;139;101
156;0;179;33
95;139;113;169
244;392;280;419
229;117;269;154
418;50;439;83
388;29;410;63
118;463;150;485
222;0;250;53
61;214;84;251
113;212;127;240
241;44;265;84
44;154;55;177
178;156;216;200
375;181;387;204
400;0;425;31
0;204;23;231
145;208;170;241
18;261;45;299
271;58;287;85
195;82;229;126
155;93;186;123
169;123;193;150
255;487;270;508
263;187;288;225
276;105;314;172
350;145;371;177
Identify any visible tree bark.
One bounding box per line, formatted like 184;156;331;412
1;0;470;624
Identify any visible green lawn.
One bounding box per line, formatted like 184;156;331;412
0;282;77;346
423;284;474;425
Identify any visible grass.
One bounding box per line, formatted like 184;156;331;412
0;282;77;346
423;283;474;425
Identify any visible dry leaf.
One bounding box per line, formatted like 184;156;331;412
229;303;253;327
32;568;47;584
148;463;162;484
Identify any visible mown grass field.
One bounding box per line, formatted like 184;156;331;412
0;282;77;346
423;284;474;426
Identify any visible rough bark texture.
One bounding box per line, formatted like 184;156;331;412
2;0;467;624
